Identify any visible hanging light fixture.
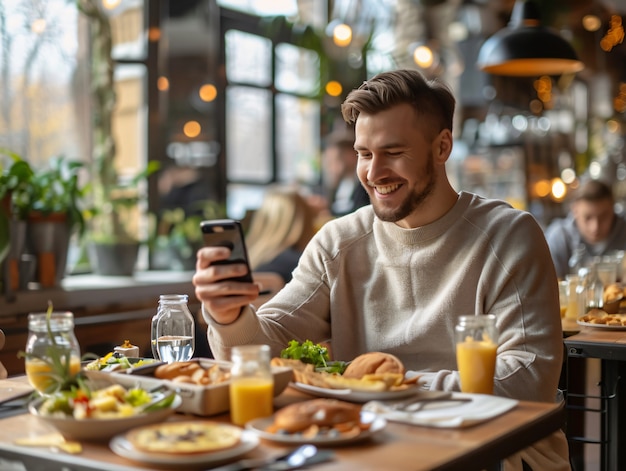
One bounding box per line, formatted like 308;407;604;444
477;0;584;76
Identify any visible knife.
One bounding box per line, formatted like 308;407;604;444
210;445;334;471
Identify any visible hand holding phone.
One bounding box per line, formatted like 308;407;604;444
200;219;253;283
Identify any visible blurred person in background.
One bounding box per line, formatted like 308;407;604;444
308;128;370;224
246;186;318;284
545;178;626;279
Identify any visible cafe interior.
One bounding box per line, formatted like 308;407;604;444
1;0;626;470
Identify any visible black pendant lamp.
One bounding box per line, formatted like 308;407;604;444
477;0;584;76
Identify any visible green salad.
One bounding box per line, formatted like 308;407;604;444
280;340;348;374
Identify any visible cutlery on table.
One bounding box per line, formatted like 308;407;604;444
387;392;472;412
211;444;334;471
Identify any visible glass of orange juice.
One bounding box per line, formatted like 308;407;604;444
24;311;81;395
229;345;274;426
455;315;498;394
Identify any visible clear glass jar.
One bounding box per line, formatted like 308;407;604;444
152;294;195;363
455;315;498;394
229;344;274;426
25;311;81;394
582;264;604;311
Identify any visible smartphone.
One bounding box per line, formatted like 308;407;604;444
200;219;253;283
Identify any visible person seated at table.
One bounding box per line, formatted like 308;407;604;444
245;185;318;284
193;69;570;471
544;178;626;279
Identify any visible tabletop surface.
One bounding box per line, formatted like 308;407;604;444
0;379;564;471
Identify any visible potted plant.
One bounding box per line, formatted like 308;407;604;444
84;160;160;276
0;151;87;288
150;201;226;271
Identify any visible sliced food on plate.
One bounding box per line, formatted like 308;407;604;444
125;420;242;454
266;398;366;438
272;341;417;393
578;308;626;327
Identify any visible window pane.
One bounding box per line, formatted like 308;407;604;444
225;30;271;86
110;1;146;60
0;0;89;167
276;94;320;184
275;43;319;95
113;64;147;177
226;86;272;181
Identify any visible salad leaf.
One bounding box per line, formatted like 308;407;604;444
280;340;348;374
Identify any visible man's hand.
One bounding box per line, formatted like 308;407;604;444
192;246;259;324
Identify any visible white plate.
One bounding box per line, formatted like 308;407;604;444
577;317;626;330
290;381;423;403
109;430;259;466
246;410;386;445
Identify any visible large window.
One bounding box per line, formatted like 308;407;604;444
0;0;89;167
220;10;322;219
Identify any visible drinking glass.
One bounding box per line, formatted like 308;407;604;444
455;315;498;394
152;294;195;363
558;280;569;318
229;345;274;426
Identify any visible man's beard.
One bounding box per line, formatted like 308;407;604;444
373;153;436;223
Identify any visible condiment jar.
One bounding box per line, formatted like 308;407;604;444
25;311;81;394
152;294;195;363
229;344;274;426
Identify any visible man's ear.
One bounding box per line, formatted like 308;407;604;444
433;129;453;164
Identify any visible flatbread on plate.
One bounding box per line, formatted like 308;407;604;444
126;420;242;454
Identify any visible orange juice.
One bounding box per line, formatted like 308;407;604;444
456;338;497;394
229;377;274;426
25;356;81;394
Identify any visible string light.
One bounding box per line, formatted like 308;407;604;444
183;121;201;138
199;84;217;102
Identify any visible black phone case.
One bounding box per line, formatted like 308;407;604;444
200;219;253;282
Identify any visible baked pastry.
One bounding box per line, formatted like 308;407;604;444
126;420;241;454
342;352;405;379
268;399;361;433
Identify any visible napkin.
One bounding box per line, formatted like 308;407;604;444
363;393;518;428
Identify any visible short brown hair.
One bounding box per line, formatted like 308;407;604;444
574;179;614;203
340;69;456;136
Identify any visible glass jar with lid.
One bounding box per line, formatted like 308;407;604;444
24;311;81;395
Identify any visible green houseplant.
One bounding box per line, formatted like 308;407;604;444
0;150;87;287
150;200;226;271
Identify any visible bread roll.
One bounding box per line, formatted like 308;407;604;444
271;399;361;433
342;352;405;379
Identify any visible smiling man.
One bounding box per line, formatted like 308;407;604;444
545;178;626;279
193;69;570;470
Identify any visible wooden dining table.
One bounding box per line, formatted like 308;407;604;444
0;376;565;471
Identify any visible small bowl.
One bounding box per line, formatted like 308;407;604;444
28;394;181;441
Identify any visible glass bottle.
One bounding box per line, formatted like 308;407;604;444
229;344;274;426
25;311;81;395
152;294;195;363
455;315;498;394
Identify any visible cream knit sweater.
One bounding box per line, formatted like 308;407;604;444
204;191;570;470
